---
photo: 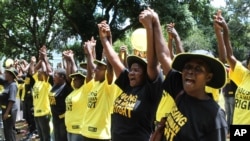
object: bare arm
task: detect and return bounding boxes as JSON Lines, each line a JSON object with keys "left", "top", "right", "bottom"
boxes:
{"left": 98, "top": 21, "right": 125, "bottom": 77}
{"left": 101, "top": 39, "right": 114, "bottom": 84}
{"left": 106, "top": 57, "right": 114, "bottom": 84}
{"left": 213, "top": 12, "right": 227, "bottom": 63}
{"left": 43, "top": 54, "right": 53, "bottom": 76}
{"left": 153, "top": 11, "right": 172, "bottom": 75}
{"left": 118, "top": 46, "right": 128, "bottom": 68}
{"left": 139, "top": 8, "right": 160, "bottom": 81}
{"left": 214, "top": 10, "right": 237, "bottom": 69}
{"left": 84, "top": 40, "right": 96, "bottom": 83}
{"left": 63, "top": 50, "right": 77, "bottom": 82}
{"left": 167, "top": 23, "right": 184, "bottom": 59}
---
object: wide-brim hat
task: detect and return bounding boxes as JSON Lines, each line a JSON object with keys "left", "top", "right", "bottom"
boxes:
{"left": 127, "top": 55, "right": 147, "bottom": 69}
{"left": 5, "top": 68, "right": 18, "bottom": 79}
{"left": 69, "top": 69, "right": 87, "bottom": 78}
{"left": 80, "top": 61, "right": 87, "bottom": 65}
{"left": 94, "top": 58, "right": 107, "bottom": 66}
{"left": 172, "top": 50, "right": 226, "bottom": 89}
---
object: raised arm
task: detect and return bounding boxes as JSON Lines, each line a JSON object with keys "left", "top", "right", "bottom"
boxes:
{"left": 63, "top": 50, "right": 77, "bottom": 82}
{"left": 213, "top": 11, "right": 227, "bottom": 63}
{"left": 83, "top": 39, "right": 96, "bottom": 83}
{"left": 167, "top": 23, "right": 184, "bottom": 59}
{"left": 139, "top": 8, "right": 160, "bottom": 81}
{"left": 41, "top": 47, "right": 53, "bottom": 76}
{"left": 214, "top": 10, "right": 237, "bottom": 69}
{"left": 104, "top": 54, "right": 114, "bottom": 85}
{"left": 118, "top": 46, "right": 128, "bottom": 68}
{"left": 152, "top": 11, "right": 172, "bottom": 75}
{"left": 98, "top": 21, "right": 125, "bottom": 77}
{"left": 19, "top": 59, "right": 29, "bottom": 73}
{"left": 28, "top": 56, "right": 37, "bottom": 75}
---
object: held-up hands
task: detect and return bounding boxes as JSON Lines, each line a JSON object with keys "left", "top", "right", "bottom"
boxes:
{"left": 62, "top": 50, "right": 74, "bottom": 61}
{"left": 139, "top": 7, "right": 159, "bottom": 29}
{"left": 38, "top": 45, "right": 48, "bottom": 61}
{"left": 167, "top": 23, "right": 178, "bottom": 40}
{"left": 83, "top": 36, "right": 96, "bottom": 56}
{"left": 213, "top": 10, "right": 227, "bottom": 31}
{"left": 97, "top": 20, "right": 111, "bottom": 39}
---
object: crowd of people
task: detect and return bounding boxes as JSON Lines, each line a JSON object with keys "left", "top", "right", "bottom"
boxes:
{"left": 0, "top": 8, "right": 249, "bottom": 141}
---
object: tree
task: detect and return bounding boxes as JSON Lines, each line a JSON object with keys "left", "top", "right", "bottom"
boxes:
{"left": 59, "top": 0, "right": 196, "bottom": 60}
{"left": 224, "top": 0, "right": 250, "bottom": 60}
{"left": 1, "top": 0, "right": 215, "bottom": 62}
{"left": 183, "top": 28, "right": 213, "bottom": 52}
{"left": 0, "top": 0, "right": 67, "bottom": 60}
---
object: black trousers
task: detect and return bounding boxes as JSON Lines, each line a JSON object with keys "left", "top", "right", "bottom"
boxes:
{"left": 23, "top": 95, "right": 36, "bottom": 133}
{"left": 2, "top": 108, "right": 17, "bottom": 141}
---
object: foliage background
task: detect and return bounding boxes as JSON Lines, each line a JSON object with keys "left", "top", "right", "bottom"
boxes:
{"left": 0, "top": 0, "right": 249, "bottom": 67}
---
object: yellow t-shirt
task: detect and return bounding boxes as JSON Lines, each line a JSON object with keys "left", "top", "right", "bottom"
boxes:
{"left": 16, "top": 83, "right": 24, "bottom": 100}
{"left": 32, "top": 73, "right": 51, "bottom": 117}
{"left": 205, "top": 86, "right": 220, "bottom": 102}
{"left": 230, "top": 61, "right": 250, "bottom": 124}
{"left": 81, "top": 78, "right": 114, "bottom": 139}
{"left": 156, "top": 90, "right": 175, "bottom": 122}
{"left": 65, "top": 80, "right": 92, "bottom": 134}
{"left": 21, "top": 76, "right": 32, "bottom": 100}
{"left": 0, "top": 85, "right": 4, "bottom": 94}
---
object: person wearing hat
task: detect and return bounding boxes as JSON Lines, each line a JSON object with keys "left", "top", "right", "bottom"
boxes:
{"left": 0, "top": 67, "right": 18, "bottom": 141}
{"left": 19, "top": 56, "right": 37, "bottom": 139}
{"left": 63, "top": 49, "right": 88, "bottom": 141}
{"left": 214, "top": 10, "right": 250, "bottom": 127}
{"left": 78, "top": 37, "right": 115, "bottom": 141}
{"left": 31, "top": 45, "right": 53, "bottom": 141}
{"left": 79, "top": 61, "right": 87, "bottom": 69}
{"left": 97, "top": 8, "right": 163, "bottom": 140}
{"left": 155, "top": 22, "right": 183, "bottom": 127}
{"left": 150, "top": 8, "right": 227, "bottom": 140}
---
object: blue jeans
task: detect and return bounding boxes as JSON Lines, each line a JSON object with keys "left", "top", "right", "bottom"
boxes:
{"left": 67, "top": 132, "right": 84, "bottom": 141}
{"left": 224, "top": 96, "right": 235, "bottom": 132}
{"left": 34, "top": 114, "right": 51, "bottom": 141}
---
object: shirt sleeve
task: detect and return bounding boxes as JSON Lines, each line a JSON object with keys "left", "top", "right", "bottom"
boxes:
{"left": 8, "top": 83, "right": 18, "bottom": 102}
{"left": 115, "top": 69, "right": 130, "bottom": 91}
{"left": 229, "top": 61, "right": 248, "bottom": 86}
{"left": 146, "top": 71, "right": 164, "bottom": 102}
{"left": 163, "top": 69, "right": 183, "bottom": 99}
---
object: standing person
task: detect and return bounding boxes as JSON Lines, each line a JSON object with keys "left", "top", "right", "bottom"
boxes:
{"left": 19, "top": 56, "right": 37, "bottom": 139}
{"left": 151, "top": 8, "right": 227, "bottom": 140}
{"left": 0, "top": 68, "right": 18, "bottom": 141}
{"left": 49, "top": 67, "right": 73, "bottom": 141}
{"left": 63, "top": 49, "right": 87, "bottom": 141}
{"left": 97, "top": 8, "right": 163, "bottom": 140}
{"left": 214, "top": 10, "right": 250, "bottom": 125}
{"left": 156, "top": 22, "right": 183, "bottom": 123}
{"left": 48, "top": 49, "right": 74, "bottom": 141}
{"left": 31, "top": 45, "right": 53, "bottom": 141}
{"left": 222, "top": 66, "right": 237, "bottom": 138}
{"left": 81, "top": 36, "right": 115, "bottom": 141}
